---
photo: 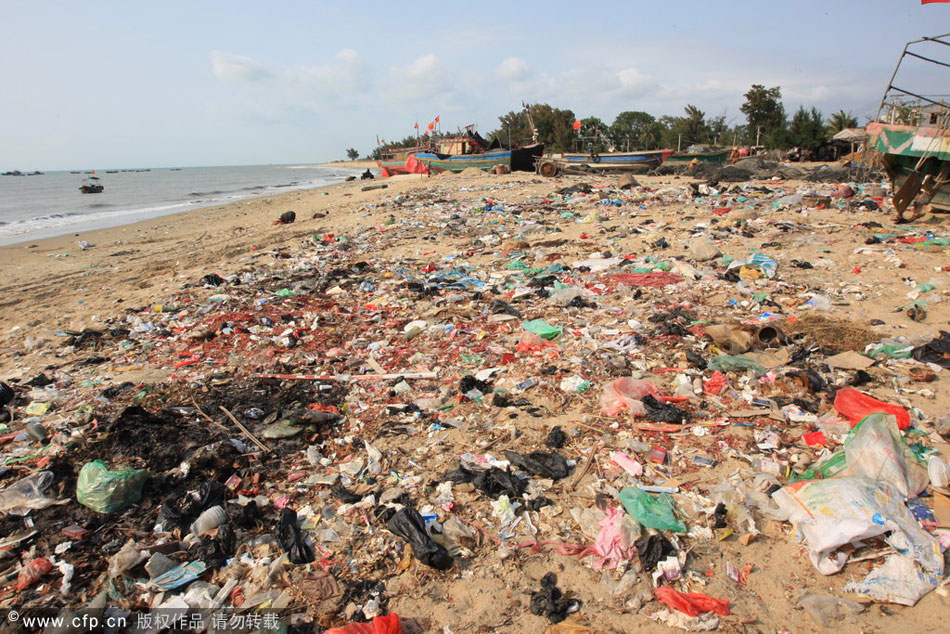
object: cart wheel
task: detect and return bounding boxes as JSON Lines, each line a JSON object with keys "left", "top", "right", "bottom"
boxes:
{"left": 537, "top": 160, "right": 559, "bottom": 177}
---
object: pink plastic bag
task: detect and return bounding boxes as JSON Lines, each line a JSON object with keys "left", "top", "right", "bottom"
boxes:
{"left": 592, "top": 506, "right": 638, "bottom": 570}
{"left": 515, "top": 331, "right": 558, "bottom": 355}
{"left": 600, "top": 378, "right": 664, "bottom": 416}
{"left": 834, "top": 388, "right": 910, "bottom": 430}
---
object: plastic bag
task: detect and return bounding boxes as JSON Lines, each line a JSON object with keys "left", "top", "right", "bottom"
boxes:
{"left": 834, "top": 388, "right": 910, "bottom": 430}
{"left": 706, "top": 354, "right": 765, "bottom": 376}
{"left": 0, "top": 471, "right": 62, "bottom": 516}
{"left": 600, "top": 378, "right": 664, "bottom": 416}
{"left": 387, "top": 507, "right": 453, "bottom": 570}
{"left": 275, "top": 507, "right": 315, "bottom": 564}
{"left": 76, "top": 460, "right": 149, "bottom": 514}
{"left": 797, "top": 593, "right": 864, "bottom": 627}
{"left": 842, "top": 414, "right": 928, "bottom": 497}
{"left": 503, "top": 450, "right": 571, "bottom": 480}
{"left": 845, "top": 554, "right": 938, "bottom": 606}
{"left": 522, "top": 319, "right": 563, "bottom": 340}
{"left": 773, "top": 477, "right": 942, "bottom": 582}
{"left": 591, "top": 506, "right": 640, "bottom": 570}
{"left": 530, "top": 572, "right": 581, "bottom": 623}
{"left": 324, "top": 613, "right": 402, "bottom": 634}
{"left": 910, "top": 330, "right": 950, "bottom": 368}
{"left": 619, "top": 487, "right": 686, "bottom": 533}
{"left": 654, "top": 586, "right": 730, "bottom": 617}
{"left": 515, "top": 331, "right": 558, "bottom": 354}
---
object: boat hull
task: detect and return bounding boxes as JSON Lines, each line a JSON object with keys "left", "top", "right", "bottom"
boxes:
{"left": 664, "top": 149, "right": 730, "bottom": 164}
{"left": 868, "top": 121, "right": 950, "bottom": 213}
{"left": 559, "top": 150, "right": 672, "bottom": 169}
{"left": 414, "top": 144, "right": 544, "bottom": 174}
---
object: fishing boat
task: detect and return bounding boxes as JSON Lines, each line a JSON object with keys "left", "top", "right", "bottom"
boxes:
{"left": 867, "top": 33, "right": 949, "bottom": 219}
{"left": 535, "top": 149, "right": 673, "bottom": 176}
{"left": 377, "top": 145, "right": 430, "bottom": 177}
{"left": 412, "top": 130, "right": 544, "bottom": 174}
{"left": 79, "top": 175, "right": 104, "bottom": 194}
{"left": 663, "top": 145, "right": 731, "bottom": 165}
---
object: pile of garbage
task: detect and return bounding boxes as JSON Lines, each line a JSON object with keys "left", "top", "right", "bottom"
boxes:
{"left": 1, "top": 170, "right": 949, "bottom": 632}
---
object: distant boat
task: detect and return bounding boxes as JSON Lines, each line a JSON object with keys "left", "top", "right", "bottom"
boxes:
{"left": 79, "top": 175, "right": 104, "bottom": 194}
{"left": 536, "top": 149, "right": 674, "bottom": 176}
{"left": 412, "top": 131, "right": 543, "bottom": 174}
{"left": 664, "top": 145, "right": 730, "bottom": 165}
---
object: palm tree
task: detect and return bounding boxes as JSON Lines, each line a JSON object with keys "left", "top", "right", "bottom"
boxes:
{"left": 826, "top": 110, "right": 859, "bottom": 136}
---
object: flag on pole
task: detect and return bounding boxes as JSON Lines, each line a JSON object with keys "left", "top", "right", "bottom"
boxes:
{"left": 427, "top": 122, "right": 435, "bottom": 131}
{"left": 922, "top": 1, "right": 950, "bottom": 4}
{"left": 435, "top": 115, "right": 440, "bottom": 123}
{"left": 573, "top": 120, "right": 582, "bottom": 131}
{"left": 414, "top": 122, "right": 419, "bottom": 129}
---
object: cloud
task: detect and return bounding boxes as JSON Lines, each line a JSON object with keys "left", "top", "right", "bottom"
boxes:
{"left": 209, "top": 51, "right": 272, "bottom": 83}
{"left": 281, "top": 48, "right": 369, "bottom": 96}
{"left": 389, "top": 54, "right": 458, "bottom": 104}
{"left": 615, "top": 67, "right": 651, "bottom": 96}
{"left": 496, "top": 57, "right": 531, "bottom": 81}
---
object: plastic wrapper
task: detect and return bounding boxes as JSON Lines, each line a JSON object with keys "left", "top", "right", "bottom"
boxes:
{"left": 76, "top": 460, "right": 149, "bottom": 514}
{"left": 515, "top": 331, "right": 558, "bottom": 354}
{"left": 0, "top": 471, "right": 62, "bottom": 516}
{"left": 619, "top": 487, "right": 686, "bottom": 533}
{"left": 654, "top": 586, "right": 730, "bottom": 617}
{"left": 387, "top": 507, "right": 453, "bottom": 570}
{"left": 522, "top": 319, "right": 563, "bottom": 340}
{"left": 833, "top": 388, "right": 910, "bottom": 430}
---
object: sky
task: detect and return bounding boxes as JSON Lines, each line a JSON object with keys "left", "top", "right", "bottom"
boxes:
{"left": 2, "top": 1, "right": 948, "bottom": 170}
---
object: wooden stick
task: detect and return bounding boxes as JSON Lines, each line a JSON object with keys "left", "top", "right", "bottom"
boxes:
{"left": 191, "top": 398, "right": 232, "bottom": 435}
{"left": 218, "top": 405, "right": 273, "bottom": 454}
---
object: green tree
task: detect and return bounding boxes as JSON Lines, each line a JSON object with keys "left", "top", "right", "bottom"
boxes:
{"left": 788, "top": 106, "right": 826, "bottom": 150}
{"left": 641, "top": 121, "right": 668, "bottom": 149}
{"left": 660, "top": 105, "right": 710, "bottom": 149}
{"left": 707, "top": 113, "right": 729, "bottom": 146}
{"left": 826, "top": 109, "right": 859, "bottom": 136}
{"left": 346, "top": 148, "right": 360, "bottom": 161}
{"left": 578, "top": 116, "right": 609, "bottom": 152}
{"left": 608, "top": 111, "right": 656, "bottom": 149}
{"left": 740, "top": 85, "right": 786, "bottom": 146}
{"left": 491, "top": 103, "right": 576, "bottom": 152}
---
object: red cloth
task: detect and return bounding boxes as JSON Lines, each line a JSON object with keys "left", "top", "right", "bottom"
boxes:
{"left": 606, "top": 272, "right": 684, "bottom": 288}
{"left": 655, "top": 586, "right": 730, "bottom": 617}
{"left": 833, "top": 387, "right": 911, "bottom": 430}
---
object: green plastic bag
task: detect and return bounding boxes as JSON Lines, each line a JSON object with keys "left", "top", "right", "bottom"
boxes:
{"left": 76, "top": 460, "right": 149, "bottom": 514}
{"left": 707, "top": 354, "right": 766, "bottom": 376}
{"left": 619, "top": 487, "right": 686, "bottom": 533}
{"left": 522, "top": 319, "right": 563, "bottom": 341}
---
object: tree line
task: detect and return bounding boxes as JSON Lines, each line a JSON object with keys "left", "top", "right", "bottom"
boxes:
{"left": 361, "top": 84, "right": 859, "bottom": 158}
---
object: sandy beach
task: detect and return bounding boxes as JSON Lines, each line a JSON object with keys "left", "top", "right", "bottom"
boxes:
{"left": 1, "top": 167, "right": 948, "bottom": 632}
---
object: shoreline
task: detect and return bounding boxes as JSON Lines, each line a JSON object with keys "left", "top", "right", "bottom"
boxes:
{"left": 0, "top": 165, "right": 368, "bottom": 249}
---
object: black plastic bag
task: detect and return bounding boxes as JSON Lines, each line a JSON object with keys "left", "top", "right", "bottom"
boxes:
{"left": 191, "top": 524, "right": 236, "bottom": 568}
{"left": 642, "top": 394, "right": 689, "bottom": 424}
{"left": 635, "top": 534, "right": 676, "bottom": 571}
{"left": 276, "top": 508, "right": 315, "bottom": 564}
{"left": 459, "top": 375, "right": 492, "bottom": 395}
{"left": 472, "top": 467, "right": 527, "bottom": 498}
{"left": 159, "top": 481, "right": 227, "bottom": 530}
{"left": 387, "top": 507, "right": 453, "bottom": 570}
{"left": 491, "top": 299, "right": 522, "bottom": 318}
{"left": 912, "top": 331, "right": 950, "bottom": 368}
{"left": 0, "top": 382, "right": 13, "bottom": 407}
{"left": 544, "top": 426, "right": 567, "bottom": 449}
{"left": 331, "top": 484, "right": 363, "bottom": 504}
{"left": 686, "top": 350, "right": 707, "bottom": 370}
{"left": 529, "top": 573, "right": 581, "bottom": 623}
{"left": 503, "top": 450, "right": 571, "bottom": 480}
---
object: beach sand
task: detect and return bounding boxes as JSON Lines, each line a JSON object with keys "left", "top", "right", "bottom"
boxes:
{"left": 1, "top": 168, "right": 948, "bottom": 632}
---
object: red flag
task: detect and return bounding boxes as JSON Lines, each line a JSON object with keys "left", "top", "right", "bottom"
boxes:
{"left": 922, "top": 1, "right": 950, "bottom": 3}
{"left": 414, "top": 122, "right": 419, "bottom": 129}
{"left": 435, "top": 115, "right": 440, "bottom": 123}
{"left": 573, "top": 120, "right": 582, "bottom": 131}
{"left": 427, "top": 121, "right": 435, "bottom": 131}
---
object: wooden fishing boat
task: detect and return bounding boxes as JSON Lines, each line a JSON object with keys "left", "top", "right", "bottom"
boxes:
{"left": 536, "top": 149, "right": 673, "bottom": 176}
{"left": 867, "top": 33, "right": 950, "bottom": 218}
{"left": 413, "top": 133, "right": 544, "bottom": 174}
{"left": 664, "top": 146, "right": 730, "bottom": 165}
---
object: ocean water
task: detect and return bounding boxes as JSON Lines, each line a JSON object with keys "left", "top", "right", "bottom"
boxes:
{"left": 0, "top": 164, "right": 362, "bottom": 246}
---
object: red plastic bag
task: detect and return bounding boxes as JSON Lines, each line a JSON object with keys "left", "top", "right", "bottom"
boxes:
{"left": 324, "top": 613, "right": 401, "bottom": 634}
{"left": 515, "top": 332, "right": 558, "bottom": 355}
{"left": 600, "top": 378, "right": 665, "bottom": 416}
{"left": 833, "top": 387, "right": 910, "bottom": 430}
{"left": 655, "top": 586, "right": 730, "bottom": 617}
{"left": 702, "top": 371, "right": 727, "bottom": 395}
